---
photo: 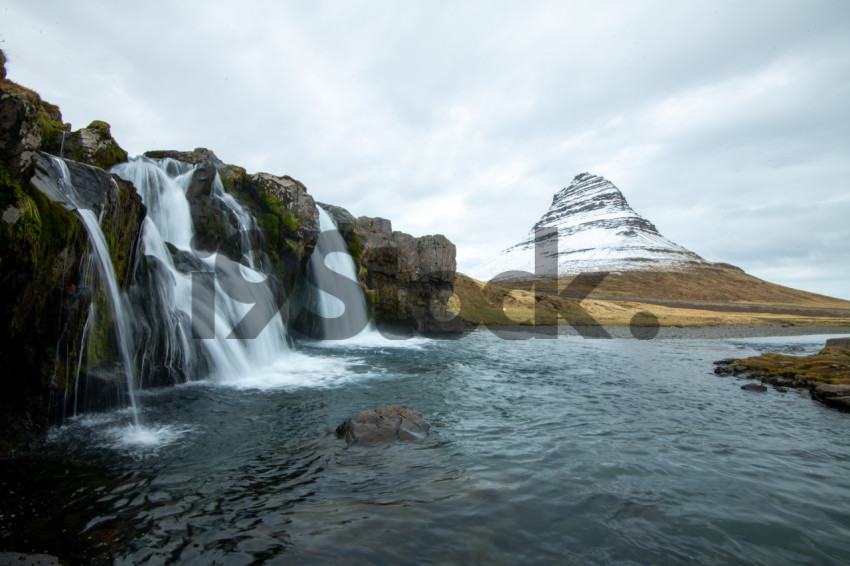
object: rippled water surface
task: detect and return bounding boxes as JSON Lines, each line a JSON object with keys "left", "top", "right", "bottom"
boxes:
{"left": 3, "top": 331, "right": 850, "bottom": 564}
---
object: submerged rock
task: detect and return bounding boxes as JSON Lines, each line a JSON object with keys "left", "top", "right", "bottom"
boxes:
{"left": 336, "top": 405, "right": 430, "bottom": 447}
{"left": 741, "top": 383, "right": 767, "bottom": 392}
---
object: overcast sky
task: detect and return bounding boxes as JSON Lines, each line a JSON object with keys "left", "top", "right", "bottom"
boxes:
{"left": 2, "top": 1, "right": 849, "bottom": 299}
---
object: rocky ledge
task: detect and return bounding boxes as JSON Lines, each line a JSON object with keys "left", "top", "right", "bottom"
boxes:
{"left": 322, "top": 203, "right": 460, "bottom": 334}
{"left": 712, "top": 337, "right": 850, "bottom": 411}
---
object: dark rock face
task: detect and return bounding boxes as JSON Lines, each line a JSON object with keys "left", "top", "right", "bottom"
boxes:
{"left": 0, "top": 80, "right": 144, "bottom": 455}
{"left": 144, "top": 149, "right": 320, "bottom": 306}
{"left": 323, "top": 205, "right": 460, "bottom": 333}
{"left": 336, "top": 405, "right": 430, "bottom": 447}
{"left": 0, "top": 88, "right": 43, "bottom": 184}
{"left": 811, "top": 383, "right": 850, "bottom": 411}
{"left": 140, "top": 151, "right": 459, "bottom": 334}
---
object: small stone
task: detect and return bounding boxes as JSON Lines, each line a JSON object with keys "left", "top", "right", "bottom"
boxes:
{"left": 741, "top": 383, "right": 767, "bottom": 392}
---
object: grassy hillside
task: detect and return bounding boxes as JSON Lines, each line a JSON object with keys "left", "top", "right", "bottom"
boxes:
{"left": 499, "top": 263, "right": 850, "bottom": 308}
{"left": 451, "top": 265, "right": 850, "bottom": 328}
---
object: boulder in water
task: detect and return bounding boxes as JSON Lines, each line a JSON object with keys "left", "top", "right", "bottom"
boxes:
{"left": 336, "top": 405, "right": 430, "bottom": 447}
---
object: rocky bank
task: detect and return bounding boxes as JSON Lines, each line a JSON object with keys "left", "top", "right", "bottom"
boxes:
{"left": 712, "top": 337, "right": 850, "bottom": 411}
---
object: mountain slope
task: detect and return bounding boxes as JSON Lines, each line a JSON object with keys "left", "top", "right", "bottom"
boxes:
{"left": 468, "top": 173, "right": 850, "bottom": 312}
{"left": 474, "top": 173, "right": 704, "bottom": 282}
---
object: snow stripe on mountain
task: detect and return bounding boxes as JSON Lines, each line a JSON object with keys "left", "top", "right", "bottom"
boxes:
{"left": 473, "top": 173, "right": 705, "bottom": 281}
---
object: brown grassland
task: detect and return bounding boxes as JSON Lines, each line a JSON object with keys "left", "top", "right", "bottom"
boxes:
{"left": 450, "top": 264, "right": 850, "bottom": 328}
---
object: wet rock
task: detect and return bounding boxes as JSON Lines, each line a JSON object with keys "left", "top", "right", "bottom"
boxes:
{"left": 741, "top": 383, "right": 767, "bottom": 392}
{"left": 714, "top": 366, "right": 732, "bottom": 375}
{"left": 825, "top": 337, "right": 850, "bottom": 350}
{"left": 351, "top": 213, "right": 460, "bottom": 333}
{"left": 811, "top": 383, "right": 850, "bottom": 398}
{"left": 820, "top": 396, "right": 850, "bottom": 411}
{"left": 336, "top": 405, "right": 430, "bottom": 447}
{"left": 0, "top": 552, "right": 61, "bottom": 565}
{"left": 1, "top": 81, "right": 144, "bottom": 455}
{"left": 713, "top": 358, "right": 736, "bottom": 365}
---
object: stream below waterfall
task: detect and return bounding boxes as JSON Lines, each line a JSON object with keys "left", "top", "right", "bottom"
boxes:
{"left": 3, "top": 331, "right": 850, "bottom": 565}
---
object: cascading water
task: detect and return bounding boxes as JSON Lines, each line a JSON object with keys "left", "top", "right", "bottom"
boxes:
{"left": 111, "top": 157, "right": 289, "bottom": 383}
{"left": 50, "top": 156, "right": 140, "bottom": 425}
{"left": 309, "top": 206, "right": 378, "bottom": 341}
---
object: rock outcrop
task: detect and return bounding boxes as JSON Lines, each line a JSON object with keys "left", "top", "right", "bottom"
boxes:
{"left": 144, "top": 149, "right": 320, "bottom": 308}
{"left": 712, "top": 339, "right": 850, "bottom": 412}
{"left": 53, "top": 120, "right": 128, "bottom": 170}
{"left": 322, "top": 204, "right": 460, "bottom": 333}
{"left": 1, "top": 73, "right": 145, "bottom": 455}
{"left": 336, "top": 405, "right": 430, "bottom": 447}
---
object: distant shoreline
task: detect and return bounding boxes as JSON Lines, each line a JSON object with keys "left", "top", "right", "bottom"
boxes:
{"left": 465, "top": 324, "right": 850, "bottom": 340}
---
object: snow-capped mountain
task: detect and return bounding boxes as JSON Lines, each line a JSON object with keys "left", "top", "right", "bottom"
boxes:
{"left": 473, "top": 173, "right": 705, "bottom": 282}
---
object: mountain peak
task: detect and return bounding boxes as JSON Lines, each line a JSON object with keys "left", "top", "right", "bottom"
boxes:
{"left": 473, "top": 174, "right": 705, "bottom": 281}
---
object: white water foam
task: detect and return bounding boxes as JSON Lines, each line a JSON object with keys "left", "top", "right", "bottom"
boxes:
{"left": 106, "top": 423, "right": 193, "bottom": 450}
{"left": 210, "top": 351, "right": 368, "bottom": 390}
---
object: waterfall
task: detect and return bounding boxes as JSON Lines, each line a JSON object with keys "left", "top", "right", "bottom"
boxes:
{"left": 111, "top": 157, "right": 289, "bottom": 383}
{"left": 50, "top": 157, "right": 140, "bottom": 425}
{"left": 309, "top": 207, "right": 377, "bottom": 341}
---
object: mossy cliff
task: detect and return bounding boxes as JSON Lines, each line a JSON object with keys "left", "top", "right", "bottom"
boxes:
{"left": 140, "top": 149, "right": 459, "bottom": 333}
{"left": 0, "top": 50, "right": 459, "bottom": 454}
{"left": 0, "top": 59, "right": 144, "bottom": 455}
{"left": 323, "top": 204, "right": 460, "bottom": 334}
{"left": 143, "top": 148, "right": 320, "bottom": 318}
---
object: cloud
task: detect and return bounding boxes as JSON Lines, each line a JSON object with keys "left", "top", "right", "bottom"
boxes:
{"left": 2, "top": 0, "right": 848, "bottom": 298}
